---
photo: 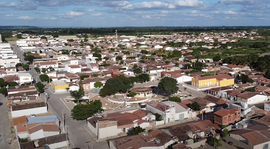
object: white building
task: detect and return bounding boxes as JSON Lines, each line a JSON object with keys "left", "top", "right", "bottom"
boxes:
{"left": 237, "top": 92, "right": 268, "bottom": 108}
{"left": 18, "top": 72, "right": 33, "bottom": 85}
{"left": 11, "top": 102, "right": 47, "bottom": 118}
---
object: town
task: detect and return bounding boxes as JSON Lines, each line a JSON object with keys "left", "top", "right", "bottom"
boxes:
{"left": 1, "top": 28, "right": 270, "bottom": 149}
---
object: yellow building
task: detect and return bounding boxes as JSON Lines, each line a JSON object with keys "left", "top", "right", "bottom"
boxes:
{"left": 51, "top": 80, "right": 69, "bottom": 93}
{"left": 192, "top": 74, "right": 234, "bottom": 88}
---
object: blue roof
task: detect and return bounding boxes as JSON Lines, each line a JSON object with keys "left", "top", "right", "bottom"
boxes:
{"left": 27, "top": 115, "right": 59, "bottom": 124}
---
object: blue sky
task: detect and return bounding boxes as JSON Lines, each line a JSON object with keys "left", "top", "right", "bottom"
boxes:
{"left": 0, "top": 0, "right": 269, "bottom": 27}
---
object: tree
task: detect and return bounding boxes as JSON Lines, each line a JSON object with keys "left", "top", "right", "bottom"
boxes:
{"left": 213, "top": 55, "right": 221, "bottom": 62}
{"left": 128, "top": 92, "right": 136, "bottom": 97}
{"left": 70, "top": 83, "right": 84, "bottom": 100}
{"left": 158, "top": 77, "right": 178, "bottom": 97}
{"left": 100, "top": 75, "right": 133, "bottom": 97}
{"left": 22, "top": 64, "right": 29, "bottom": 71}
{"left": 116, "top": 56, "right": 122, "bottom": 61}
{"left": 35, "top": 67, "right": 40, "bottom": 73}
{"left": 169, "top": 96, "right": 181, "bottom": 102}
{"left": 39, "top": 74, "right": 50, "bottom": 82}
{"left": 129, "top": 126, "right": 145, "bottom": 135}
{"left": 71, "top": 100, "right": 103, "bottom": 120}
{"left": 207, "top": 137, "right": 222, "bottom": 148}
{"left": 80, "top": 75, "right": 89, "bottom": 80}
{"left": 133, "top": 68, "right": 142, "bottom": 74}
{"left": 223, "top": 128, "right": 229, "bottom": 138}
{"left": 24, "top": 55, "right": 35, "bottom": 63}
{"left": 35, "top": 82, "right": 45, "bottom": 93}
{"left": 0, "top": 87, "right": 7, "bottom": 96}
{"left": 40, "top": 36, "right": 47, "bottom": 40}
{"left": 41, "top": 68, "right": 47, "bottom": 74}
{"left": 155, "top": 113, "right": 163, "bottom": 121}
{"left": 48, "top": 67, "right": 54, "bottom": 72}
{"left": 265, "top": 69, "right": 270, "bottom": 79}
{"left": 94, "top": 81, "right": 103, "bottom": 88}
{"left": 190, "top": 102, "right": 201, "bottom": 111}
{"left": 138, "top": 74, "right": 150, "bottom": 83}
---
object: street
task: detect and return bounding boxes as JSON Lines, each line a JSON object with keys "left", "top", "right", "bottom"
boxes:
{"left": 0, "top": 95, "right": 11, "bottom": 149}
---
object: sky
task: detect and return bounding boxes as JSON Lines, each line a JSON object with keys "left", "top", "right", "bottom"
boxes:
{"left": 0, "top": 0, "right": 270, "bottom": 27}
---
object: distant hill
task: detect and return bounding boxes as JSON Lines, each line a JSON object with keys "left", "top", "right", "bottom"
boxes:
{"left": 0, "top": 26, "right": 40, "bottom": 29}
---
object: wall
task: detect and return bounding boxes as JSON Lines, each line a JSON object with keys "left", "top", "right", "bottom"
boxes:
{"left": 247, "top": 95, "right": 267, "bottom": 105}
{"left": 11, "top": 106, "right": 47, "bottom": 118}
{"left": 17, "top": 132, "right": 28, "bottom": 139}
{"left": 219, "top": 79, "right": 234, "bottom": 87}
{"left": 98, "top": 124, "right": 122, "bottom": 139}
{"left": 195, "top": 78, "right": 217, "bottom": 88}
{"left": 88, "top": 121, "right": 97, "bottom": 135}
{"left": 214, "top": 115, "right": 223, "bottom": 125}
{"left": 264, "top": 103, "right": 270, "bottom": 112}
{"left": 186, "top": 139, "right": 207, "bottom": 149}
{"left": 253, "top": 142, "right": 270, "bottom": 149}
{"left": 48, "top": 141, "right": 68, "bottom": 149}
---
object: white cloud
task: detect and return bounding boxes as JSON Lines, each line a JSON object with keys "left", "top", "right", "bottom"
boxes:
{"left": 87, "top": 9, "right": 95, "bottom": 12}
{"left": 224, "top": 10, "right": 238, "bottom": 14}
{"left": 91, "top": 13, "right": 102, "bottom": 16}
{"left": 66, "top": 11, "right": 84, "bottom": 16}
{"left": 18, "top": 16, "right": 35, "bottom": 20}
{"left": 175, "top": 0, "right": 205, "bottom": 7}
{"left": 43, "top": 17, "right": 57, "bottom": 20}
{"left": 5, "top": 14, "right": 14, "bottom": 17}
{"left": 143, "top": 15, "right": 151, "bottom": 19}
{"left": 123, "top": 1, "right": 175, "bottom": 10}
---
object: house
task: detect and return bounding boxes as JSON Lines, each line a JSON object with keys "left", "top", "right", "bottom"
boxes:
{"left": 11, "top": 102, "right": 47, "bottom": 118}
{"left": 28, "top": 124, "right": 60, "bottom": 140}
{"left": 18, "top": 72, "right": 33, "bottom": 85}
{"left": 8, "top": 86, "right": 38, "bottom": 103}
{"left": 237, "top": 92, "right": 268, "bottom": 108}
{"left": 87, "top": 109, "right": 153, "bottom": 140}
{"left": 214, "top": 108, "right": 241, "bottom": 126}
{"left": 109, "top": 129, "right": 176, "bottom": 149}
{"left": 19, "top": 133, "right": 68, "bottom": 149}
{"left": 192, "top": 74, "right": 234, "bottom": 88}
{"left": 146, "top": 101, "right": 192, "bottom": 124}
{"left": 264, "top": 102, "right": 270, "bottom": 112}
{"left": 130, "top": 87, "right": 152, "bottom": 98}
{"left": 161, "top": 70, "right": 193, "bottom": 83}
{"left": 229, "top": 129, "right": 270, "bottom": 149}
{"left": 66, "top": 65, "right": 81, "bottom": 73}
{"left": 51, "top": 80, "right": 69, "bottom": 93}
{"left": 38, "top": 61, "right": 58, "bottom": 70}
{"left": 191, "top": 95, "right": 228, "bottom": 113}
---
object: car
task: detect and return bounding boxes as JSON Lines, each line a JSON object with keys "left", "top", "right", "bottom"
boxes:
{"left": 0, "top": 102, "right": 3, "bottom": 106}
{"left": 30, "top": 114, "right": 36, "bottom": 117}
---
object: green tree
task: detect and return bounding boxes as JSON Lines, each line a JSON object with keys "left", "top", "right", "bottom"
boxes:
{"left": 0, "top": 87, "right": 7, "bottom": 96}
{"left": 22, "top": 64, "right": 29, "bottom": 71}
{"left": 71, "top": 100, "right": 103, "bottom": 120}
{"left": 35, "top": 82, "right": 45, "bottom": 93}
{"left": 128, "top": 92, "right": 136, "bottom": 97}
{"left": 24, "top": 55, "right": 35, "bottom": 63}
{"left": 138, "top": 74, "right": 150, "bottom": 83}
{"left": 41, "top": 68, "right": 47, "bottom": 74}
{"left": 223, "top": 128, "right": 229, "bottom": 138}
{"left": 169, "top": 96, "right": 181, "bottom": 102}
{"left": 155, "top": 113, "right": 163, "bottom": 121}
{"left": 70, "top": 83, "right": 84, "bottom": 100}
{"left": 35, "top": 67, "right": 40, "bottom": 73}
{"left": 265, "top": 69, "right": 270, "bottom": 79}
{"left": 100, "top": 75, "right": 133, "bottom": 97}
{"left": 48, "top": 67, "right": 54, "bottom": 72}
{"left": 40, "top": 36, "right": 47, "bottom": 40}
{"left": 158, "top": 77, "right": 178, "bottom": 97}
{"left": 94, "top": 81, "right": 103, "bottom": 88}
{"left": 207, "top": 137, "right": 222, "bottom": 148}
{"left": 8, "top": 82, "right": 18, "bottom": 86}
{"left": 39, "top": 74, "right": 50, "bottom": 82}
{"left": 190, "top": 102, "right": 201, "bottom": 111}
{"left": 213, "top": 55, "right": 221, "bottom": 62}
{"left": 116, "top": 56, "right": 122, "bottom": 61}
{"left": 129, "top": 126, "right": 145, "bottom": 135}
{"left": 133, "top": 68, "right": 142, "bottom": 74}
{"left": 80, "top": 75, "right": 89, "bottom": 80}
{"left": 0, "top": 78, "right": 8, "bottom": 87}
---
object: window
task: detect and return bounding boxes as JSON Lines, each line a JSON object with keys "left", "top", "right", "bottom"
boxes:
{"left": 263, "top": 144, "right": 268, "bottom": 149}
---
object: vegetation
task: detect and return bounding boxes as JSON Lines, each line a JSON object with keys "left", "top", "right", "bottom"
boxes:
{"left": 0, "top": 87, "right": 8, "bottom": 96}
{"left": 39, "top": 74, "right": 50, "bottom": 82}
{"left": 35, "top": 82, "right": 45, "bottom": 93}
{"left": 129, "top": 126, "right": 145, "bottom": 135}
{"left": 169, "top": 96, "right": 181, "bottom": 102}
{"left": 223, "top": 128, "right": 229, "bottom": 138}
{"left": 158, "top": 77, "right": 178, "bottom": 97}
{"left": 207, "top": 136, "right": 222, "bottom": 148}
{"left": 94, "top": 81, "right": 103, "bottom": 88}
{"left": 245, "top": 87, "right": 256, "bottom": 92}
{"left": 70, "top": 83, "right": 84, "bottom": 100}
{"left": 71, "top": 100, "right": 103, "bottom": 120}
{"left": 155, "top": 113, "right": 163, "bottom": 121}
{"left": 128, "top": 92, "right": 136, "bottom": 97}
{"left": 100, "top": 75, "right": 133, "bottom": 97}
{"left": 16, "top": 63, "right": 30, "bottom": 71}
{"left": 190, "top": 102, "right": 201, "bottom": 111}
{"left": 80, "top": 75, "right": 89, "bottom": 80}
{"left": 236, "top": 74, "right": 254, "bottom": 83}
{"left": 34, "top": 67, "right": 40, "bottom": 73}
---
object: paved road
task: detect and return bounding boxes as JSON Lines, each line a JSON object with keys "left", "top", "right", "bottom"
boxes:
{"left": 0, "top": 95, "right": 11, "bottom": 149}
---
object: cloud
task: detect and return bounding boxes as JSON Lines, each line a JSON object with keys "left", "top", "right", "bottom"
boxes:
{"left": 91, "top": 13, "right": 102, "bottom": 16}
{"left": 43, "top": 17, "right": 57, "bottom": 20}
{"left": 18, "top": 16, "right": 36, "bottom": 20}
{"left": 87, "top": 9, "right": 95, "bottom": 12}
{"left": 174, "top": 0, "right": 205, "bottom": 7}
{"left": 64, "top": 11, "right": 85, "bottom": 18}
{"left": 0, "top": 2, "right": 18, "bottom": 7}
{"left": 224, "top": 10, "right": 238, "bottom": 14}
{"left": 123, "top": 1, "right": 175, "bottom": 10}
{"left": 5, "top": 14, "right": 14, "bottom": 17}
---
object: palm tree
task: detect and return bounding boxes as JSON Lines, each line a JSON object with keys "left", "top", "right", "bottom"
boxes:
{"left": 70, "top": 82, "right": 84, "bottom": 101}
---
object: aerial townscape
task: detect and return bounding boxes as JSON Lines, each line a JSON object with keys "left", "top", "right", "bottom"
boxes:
{"left": 0, "top": 26, "right": 270, "bottom": 149}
